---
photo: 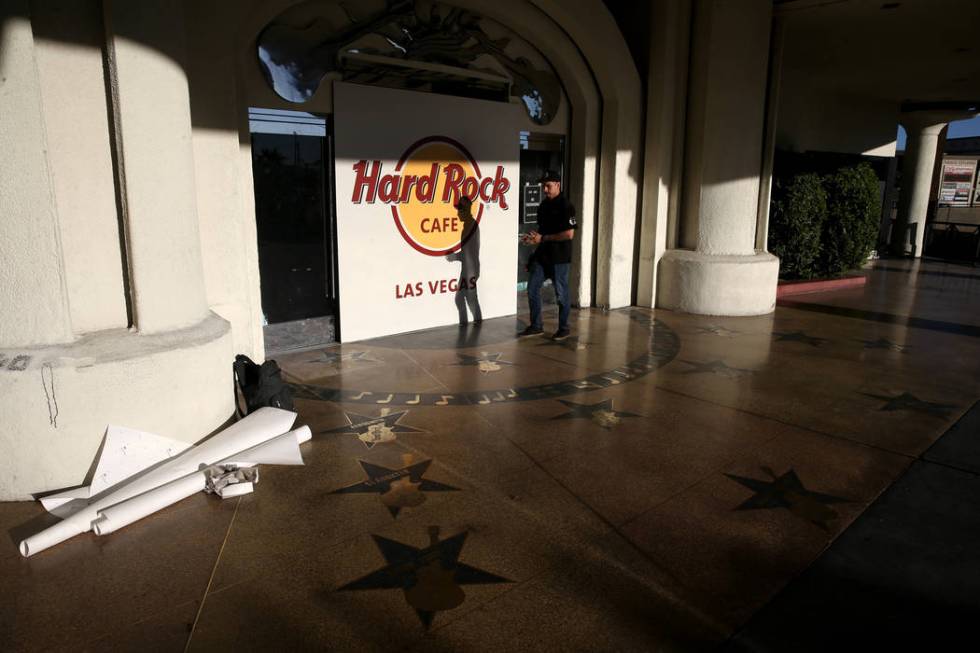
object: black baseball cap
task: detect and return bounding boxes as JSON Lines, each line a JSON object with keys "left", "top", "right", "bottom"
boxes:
{"left": 540, "top": 170, "right": 561, "bottom": 183}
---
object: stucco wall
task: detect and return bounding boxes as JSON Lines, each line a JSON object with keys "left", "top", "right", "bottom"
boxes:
{"left": 0, "top": 3, "right": 238, "bottom": 500}
{"left": 32, "top": 0, "right": 129, "bottom": 335}
{"left": 184, "top": 0, "right": 262, "bottom": 359}
{"left": 0, "top": 11, "right": 75, "bottom": 348}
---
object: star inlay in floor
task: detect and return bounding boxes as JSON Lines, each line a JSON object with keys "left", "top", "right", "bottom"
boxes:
{"left": 725, "top": 467, "right": 850, "bottom": 530}
{"left": 855, "top": 337, "right": 910, "bottom": 352}
{"left": 306, "top": 350, "right": 382, "bottom": 365}
{"left": 452, "top": 352, "right": 514, "bottom": 374}
{"left": 321, "top": 409, "right": 425, "bottom": 448}
{"left": 861, "top": 392, "right": 956, "bottom": 417}
{"left": 550, "top": 398, "right": 641, "bottom": 429}
{"left": 773, "top": 331, "right": 829, "bottom": 347}
{"left": 331, "top": 454, "right": 460, "bottom": 517}
{"left": 338, "top": 526, "right": 512, "bottom": 629}
{"left": 678, "top": 359, "right": 754, "bottom": 379}
{"left": 694, "top": 325, "right": 741, "bottom": 338}
{"left": 536, "top": 335, "right": 590, "bottom": 351}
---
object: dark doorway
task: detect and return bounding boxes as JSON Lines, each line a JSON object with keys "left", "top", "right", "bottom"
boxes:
{"left": 517, "top": 131, "right": 565, "bottom": 286}
{"left": 249, "top": 108, "right": 339, "bottom": 351}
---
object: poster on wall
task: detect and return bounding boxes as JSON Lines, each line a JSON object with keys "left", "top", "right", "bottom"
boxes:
{"left": 938, "top": 159, "right": 977, "bottom": 206}
{"left": 333, "top": 82, "right": 520, "bottom": 342}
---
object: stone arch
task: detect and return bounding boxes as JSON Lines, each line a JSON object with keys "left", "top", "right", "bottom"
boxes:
{"left": 231, "top": 0, "right": 641, "bottom": 309}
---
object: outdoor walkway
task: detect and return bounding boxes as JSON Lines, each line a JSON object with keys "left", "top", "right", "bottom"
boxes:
{"left": 2, "top": 259, "right": 978, "bottom": 651}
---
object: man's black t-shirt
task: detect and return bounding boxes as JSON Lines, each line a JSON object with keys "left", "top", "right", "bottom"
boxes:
{"left": 534, "top": 193, "right": 576, "bottom": 265}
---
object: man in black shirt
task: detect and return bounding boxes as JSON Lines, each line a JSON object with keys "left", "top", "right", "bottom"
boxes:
{"left": 519, "top": 171, "right": 576, "bottom": 339}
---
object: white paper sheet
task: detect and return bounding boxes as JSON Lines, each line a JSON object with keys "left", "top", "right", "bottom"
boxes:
{"left": 20, "top": 408, "right": 303, "bottom": 557}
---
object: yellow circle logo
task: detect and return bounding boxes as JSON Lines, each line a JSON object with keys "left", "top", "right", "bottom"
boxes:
{"left": 350, "top": 136, "right": 511, "bottom": 256}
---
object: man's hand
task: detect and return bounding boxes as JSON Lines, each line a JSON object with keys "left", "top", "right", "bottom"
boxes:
{"left": 527, "top": 230, "right": 542, "bottom": 245}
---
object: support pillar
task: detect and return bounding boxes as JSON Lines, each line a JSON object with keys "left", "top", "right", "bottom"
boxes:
{"left": 0, "top": 5, "right": 74, "bottom": 347}
{"left": 657, "top": 0, "right": 779, "bottom": 316}
{"left": 893, "top": 120, "right": 946, "bottom": 257}
{"left": 104, "top": 0, "right": 209, "bottom": 333}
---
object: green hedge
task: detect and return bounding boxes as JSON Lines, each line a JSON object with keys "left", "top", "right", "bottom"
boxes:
{"left": 820, "top": 163, "right": 881, "bottom": 276}
{"left": 769, "top": 162, "right": 880, "bottom": 279}
{"left": 769, "top": 173, "right": 827, "bottom": 279}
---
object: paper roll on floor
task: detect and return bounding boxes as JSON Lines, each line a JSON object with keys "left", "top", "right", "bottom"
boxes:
{"left": 20, "top": 407, "right": 307, "bottom": 556}
{"left": 92, "top": 472, "right": 207, "bottom": 535}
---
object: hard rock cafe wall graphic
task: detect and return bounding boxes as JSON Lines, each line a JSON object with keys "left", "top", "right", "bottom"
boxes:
{"left": 257, "top": 0, "right": 562, "bottom": 125}
{"left": 333, "top": 82, "right": 519, "bottom": 341}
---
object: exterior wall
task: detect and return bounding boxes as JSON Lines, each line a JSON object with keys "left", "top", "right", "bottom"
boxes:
{"left": 636, "top": 0, "right": 689, "bottom": 308}
{"left": 533, "top": 0, "right": 642, "bottom": 309}
{"left": 185, "top": 0, "right": 262, "bottom": 359}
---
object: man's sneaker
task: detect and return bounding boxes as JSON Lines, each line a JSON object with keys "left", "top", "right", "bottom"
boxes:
{"left": 552, "top": 328, "right": 571, "bottom": 340}
{"left": 518, "top": 326, "right": 544, "bottom": 337}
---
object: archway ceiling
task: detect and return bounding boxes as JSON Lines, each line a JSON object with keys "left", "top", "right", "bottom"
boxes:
{"left": 778, "top": 0, "right": 980, "bottom": 105}
{"left": 256, "top": 0, "right": 563, "bottom": 124}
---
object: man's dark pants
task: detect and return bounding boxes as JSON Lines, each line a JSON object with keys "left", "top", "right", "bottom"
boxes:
{"left": 527, "top": 261, "right": 570, "bottom": 331}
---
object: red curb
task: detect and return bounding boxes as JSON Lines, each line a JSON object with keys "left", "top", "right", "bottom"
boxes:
{"left": 776, "top": 275, "right": 866, "bottom": 297}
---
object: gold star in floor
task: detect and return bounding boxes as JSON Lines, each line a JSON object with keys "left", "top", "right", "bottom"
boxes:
{"left": 306, "top": 350, "right": 382, "bottom": 366}
{"left": 678, "top": 359, "right": 754, "bottom": 379}
{"left": 773, "top": 330, "right": 828, "bottom": 346}
{"left": 725, "top": 467, "right": 850, "bottom": 530}
{"left": 550, "top": 399, "right": 641, "bottom": 429}
{"left": 861, "top": 391, "right": 955, "bottom": 417}
{"left": 536, "top": 335, "right": 590, "bottom": 351}
{"left": 322, "top": 408, "right": 425, "bottom": 448}
{"left": 855, "top": 337, "right": 910, "bottom": 352}
{"left": 694, "top": 325, "right": 741, "bottom": 337}
{"left": 453, "top": 352, "right": 514, "bottom": 374}
{"left": 338, "top": 526, "right": 512, "bottom": 629}
{"left": 331, "top": 454, "right": 460, "bottom": 517}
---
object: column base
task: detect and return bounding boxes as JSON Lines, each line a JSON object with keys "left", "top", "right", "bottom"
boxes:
{"left": 657, "top": 249, "right": 779, "bottom": 316}
{"left": 0, "top": 313, "right": 234, "bottom": 500}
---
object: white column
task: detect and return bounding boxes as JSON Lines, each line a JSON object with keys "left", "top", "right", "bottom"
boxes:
{"left": 0, "top": 5, "right": 74, "bottom": 347}
{"left": 104, "top": 0, "right": 208, "bottom": 333}
{"left": 893, "top": 120, "right": 945, "bottom": 257}
{"left": 32, "top": 0, "right": 129, "bottom": 334}
{"left": 658, "top": 0, "right": 779, "bottom": 316}
{"left": 636, "top": 0, "right": 688, "bottom": 308}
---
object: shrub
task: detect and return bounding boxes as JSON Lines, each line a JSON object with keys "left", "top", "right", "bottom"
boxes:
{"left": 769, "top": 173, "right": 827, "bottom": 279}
{"left": 820, "top": 163, "right": 881, "bottom": 276}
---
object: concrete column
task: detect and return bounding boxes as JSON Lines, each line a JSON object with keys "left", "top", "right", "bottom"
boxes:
{"left": 32, "top": 0, "right": 129, "bottom": 334}
{"left": 0, "top": 5, "right": 74, "bottom": 347}
{"left": 657, "top": 0, "right": 779, "bottom": 316}
{"left": 893, "top": 120, "right": 946, "bottom": 257}
{"left": 104, "top": 0, "right": 208, "bottom": 333}
{"left": 635, "top": 0, "right": 689, "bottom": 308}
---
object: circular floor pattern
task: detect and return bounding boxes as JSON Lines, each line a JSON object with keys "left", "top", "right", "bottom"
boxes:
{"left": 290, "top": 310, "right": 679, "bottom": 406}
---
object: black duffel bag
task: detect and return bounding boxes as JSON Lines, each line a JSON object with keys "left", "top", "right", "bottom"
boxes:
{"left": 233, "top": 354, "right": 293, "bottom": 417}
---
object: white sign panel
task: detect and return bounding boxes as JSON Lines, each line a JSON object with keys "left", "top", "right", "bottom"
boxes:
{"left": 938, "top": 159, "right": 977, "bottom": 206}
{"left": 334, "top": 83, "right": 520, "bottom": 342}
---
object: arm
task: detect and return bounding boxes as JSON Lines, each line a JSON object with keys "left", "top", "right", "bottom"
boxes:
{"left": 528, "top": 229, "right": 574, "bottom": 244}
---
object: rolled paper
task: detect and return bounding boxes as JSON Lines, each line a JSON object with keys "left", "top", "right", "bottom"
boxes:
{"left": 20, "top": 407, "right": 299, "bottom": 556}
{"left": 19, "top": 518, "right": 86, "bottom": 557}
{"left": 92, "top": 472, "right": 207, "bottom": 535}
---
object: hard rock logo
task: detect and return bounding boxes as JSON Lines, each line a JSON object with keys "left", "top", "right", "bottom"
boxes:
{"left": 350, "top": 136, "right": 511, "bottom": 256}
